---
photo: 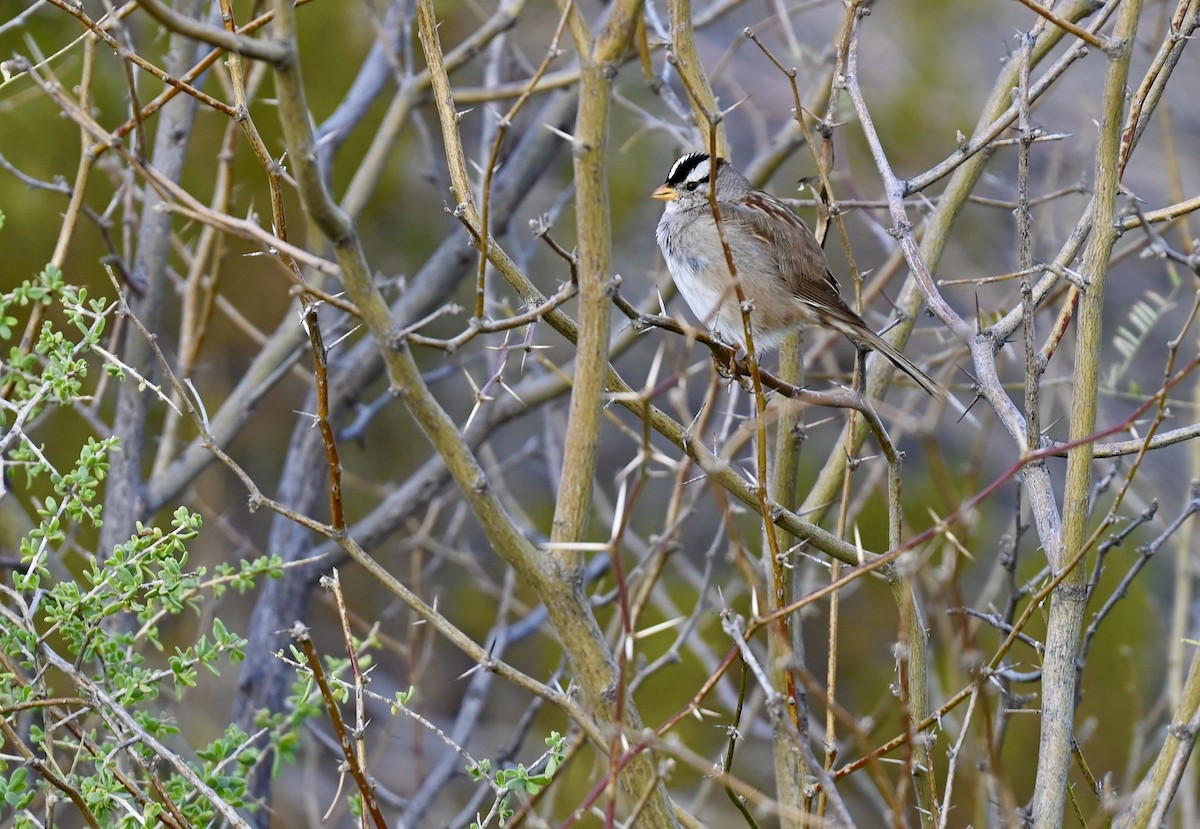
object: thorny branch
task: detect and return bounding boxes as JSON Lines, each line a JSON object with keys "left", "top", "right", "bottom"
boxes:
{"left": 3, "top": 1, "right": 1200, "bottom": 827}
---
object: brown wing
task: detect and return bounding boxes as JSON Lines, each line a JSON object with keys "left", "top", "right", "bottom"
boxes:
{"left": 718, "top": 196, "right": 944, "bottom": 396}
{"left": 717, "top": 197, "right": 868, "bottom": 331}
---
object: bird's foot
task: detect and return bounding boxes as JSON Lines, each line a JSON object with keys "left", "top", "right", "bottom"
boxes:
{"left": 711, "top": 350, "right": 745, "bottom": 385}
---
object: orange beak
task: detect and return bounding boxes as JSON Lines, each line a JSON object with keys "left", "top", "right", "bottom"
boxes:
{"left": 651, "top": 184, "right": 677, "bottom": 201}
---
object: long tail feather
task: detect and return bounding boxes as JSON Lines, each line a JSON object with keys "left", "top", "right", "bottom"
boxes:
{"left": 854, "top": 326, "right": 944, "bottom": 398}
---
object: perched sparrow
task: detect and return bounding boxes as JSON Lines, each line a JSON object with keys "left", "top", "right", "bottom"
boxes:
{"left": 652, "top": 152, "right": 941, "bottom": 396}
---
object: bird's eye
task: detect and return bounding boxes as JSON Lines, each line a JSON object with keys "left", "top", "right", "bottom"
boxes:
{"left": 685, "top": 182, "right": 698, "bottom": 191}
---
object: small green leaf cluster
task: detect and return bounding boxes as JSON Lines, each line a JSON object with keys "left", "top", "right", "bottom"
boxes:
{"left": 0, "top": 263, "right": 108, "bottom": 432}
{"left": 470, "top": 731, "right": 565, "bottom": 827}
{"left": 0, "top": 263, "right": 284, "bottom": 825}
{"left": 276, "top": 629, "right": 385, "bottom": 762}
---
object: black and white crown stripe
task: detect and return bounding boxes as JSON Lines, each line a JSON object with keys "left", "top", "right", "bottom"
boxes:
{"left": 665, "top": 152, "right": 726, "bottom": 189}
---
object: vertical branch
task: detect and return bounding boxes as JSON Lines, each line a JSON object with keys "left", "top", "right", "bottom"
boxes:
{"left": 1116, "top": 633, "right": 1200, "bottom": 828}
{"left": 548, "top": 2, "right": 687, "bottom": 822}
{"left": 97, "top": 0, "right": 204, "bottom": 570}
{"left": 152, "top": 119, "right": 238, "bottom": 477}
{"left": 889, "top": 559, "right": 936, "bottom": 828}
{"left": 304, "top": 304, "right": 344, "bottom": 530}
{"left": 547, "top": 0, "right": 638, "bottom": 555}
{"left": 474, "top": 3, "right": 572, "bottom": 321}
{"left": 819, "top": 453, "right": 855, "bottom": 823}
{"left": 1167, "top": 339, "right": 1200, "bottom": 829}
{"left": 221, "top": 0, "right": 343, "bottom": 528}
{"left": 667, "top": 44, "right": 817, "bottom": 827}
{"left": 51, "top": 38, "right": 96, "bottom": 272}
{"left": 413, "top": 1, "right": 679, "bottom": 822}
{"left": 1016, "top": 33, "right": 1042, "bottom": 452}
{"left": 1031, "top": 3, "right": 1142, "bottom": 826}
{"left": 292, "top": 621, "right": 387, "bottom": 828}
{"left": 770, "top": 340, "right": 813, "bottom": 823}
{"left": 3, "top": 32, "right": 99, "bottom": 404}
{"left": 664, "top": 0, "right": 727, "bottom": 156}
